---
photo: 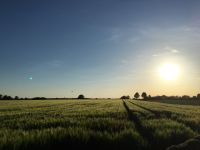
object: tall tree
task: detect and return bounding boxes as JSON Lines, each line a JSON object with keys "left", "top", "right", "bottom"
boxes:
{"left": 141, "top": 92, "right": 147, "bottom": 100}
{"left": 134, "top": 92, "right": 140, "bottom": 99}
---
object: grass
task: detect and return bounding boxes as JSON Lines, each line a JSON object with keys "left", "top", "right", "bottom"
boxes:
{"left": 0, "top": 100, "right": 145, "bottom": 150}
{"left": 0, "top": 99, "right": 199, "bottom": 150}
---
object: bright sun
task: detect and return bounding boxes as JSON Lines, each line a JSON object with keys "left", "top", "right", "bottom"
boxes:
{"left": 159, "top": 63, "right": 180, "bottom": 81}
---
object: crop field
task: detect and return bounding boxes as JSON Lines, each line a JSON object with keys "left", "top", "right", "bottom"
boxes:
{"left": 0, "top": 99, "right": 199, "bottom": 150}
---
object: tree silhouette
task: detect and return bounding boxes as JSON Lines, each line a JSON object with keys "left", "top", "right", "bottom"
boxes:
{"left": 148, "top": 95, "right": 151, "bottom": 99}
{"left": 3, "top": 95, "right": 8, "bottom": 100}
{"left": 197, "top": 94, "right": 200, "bottom": 99}
{"left": 78, "top": 94, "right": 85, "bottom": 99}
{"left": 134, "top": 92, "right": 140, "bottom": 99}
{"left": 7, "top": 96, "right": 13, "bottom": 100}
{"left": 182, "top": 95, "right": 190, "bottom": 100}
{"left": 141, "top": 92, "right": 147, "bottom": 100}
{"left": 32, "top": 97, "right": 46, "bottom": 100}
{"left": 0, "top": 94, "right": 2, "bottom": 100}
{"left": 120, "top": 95, "right": 130, "bottom": 100}
{"left": 2, "top": 95, "right": 13, "bottom": 100}
{"left": 15, "top": 96, "right": 19, "bottom": 100}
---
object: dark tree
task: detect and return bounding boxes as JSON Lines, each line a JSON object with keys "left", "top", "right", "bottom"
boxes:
{"left": 3, "top": 95, "right": 8, "bottom": 100}
{"left": 0, "top": 94, "right": 2, "bottom": 100}
{"left": 134, "top": 92, "right": 140, "bottom": 99}
{"left": 32, "top": 97, "right": 46, "bottom": 100}
{"left": 181, "top": 95, "right": 190, "bottom": 100}
{"left": 15, "top": 96, "right": 19, "bottom": 100}
{"left": 120, "top": 96, "right": 125, "bottom": 99}
{"left": 78, "top": 94, "right": 85, "bottom": 99}
{"left": 192, "top": 96, "right": 197, "bottom": 99}
{"left": 120, "top": 95, "right": 130, "bottom": 100}
{"left": 148, "top": 95, "right": 152, "bottom": 99}
{"left": 141, "top": 92, "right": 147, "bottom": 100}
{"left": 7, "top": 96, "right": 13, "bottom": 100}
{"left": 197, "top": 94, "right": 200, "bottom": 99}
{"left": 4, "top": 95, "right": 13, "bottom": 100}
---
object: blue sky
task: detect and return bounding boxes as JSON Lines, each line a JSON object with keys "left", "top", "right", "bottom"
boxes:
{"left": 0, "top": 0, "right": 200, "bottom": 98}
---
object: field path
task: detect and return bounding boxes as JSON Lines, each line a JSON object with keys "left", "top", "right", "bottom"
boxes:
{"left": 123, "top": 100, "right": 154, "bottom": 150}
{"left": 123, "top": 100, "right": 198, "bottom": 150}
{"left": 128, "top": 100, "right": 200, "bottom": 133}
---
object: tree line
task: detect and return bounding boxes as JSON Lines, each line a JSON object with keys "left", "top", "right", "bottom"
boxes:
{"left": 0, "top": 94, "right": 85, "bottom": 100}
{"left": 1, "top": 93, "right": 200, "bottom": 100}
{"left": 0, "top": 94, "right": 46, "bottom": 100}
{"left": 121, "top": 92, "right": 200, "bottom": 100}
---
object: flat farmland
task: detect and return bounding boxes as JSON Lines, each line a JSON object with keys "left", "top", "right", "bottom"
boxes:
{"left": 0, "top": 99, "right": 199, "bottom": 150}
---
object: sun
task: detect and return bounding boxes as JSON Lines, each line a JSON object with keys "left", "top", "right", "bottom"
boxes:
{"left": 159, "top": 63, "right": 180, "bottom": 81}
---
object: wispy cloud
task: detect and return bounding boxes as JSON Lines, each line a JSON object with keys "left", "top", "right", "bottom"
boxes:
{"left": 109, "top": 34, "right": 120, "bottom": 41}
{"left": 121, "top": 60, "right": 129, "bottom": 64}
{"left": 128, "top": 37, "right": 140, "bottom": 43}
{"left": 137, "top": 24, "right": 200, "bottom": 45}
{"left": 152, "top": 54, "right": 159, "bottom": 57}
{"left": 165, "top": 47, "right": 180, "bottom": 53}
{"left": 29, "top": 60, "right": 64, "bottom": 74}
{"left": 170, "top": 49, "right": 179, "bottom": 53}
{"left": 108, "top": 27, "right": 122, "bottom": 42}
{"left": 151, "top": 46, "right": 180, "bottom": 58}
{"left": 47, "top": 60, "right": 64, "bottom": 68}
{"left": 107, "top": 27, "right": 140, "bottom": 43}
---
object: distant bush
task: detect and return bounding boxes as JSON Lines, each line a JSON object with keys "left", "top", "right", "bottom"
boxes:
{"left": 120, "top": 95, "right": 130, "bottom": 99}
{"left": 2, "top": 95, "right": 13, "bottom": 100}
{"left": 15, "top": 96, "right": 19, "bottom": 100}
{"left": 197, "top": 94, "right": 200, "bottom": 100}
{"left": 77, "top": 94, "right": 85, "bottom": 99}
{"left": 32, "top": 97, "right": 47, "bottom": 100}
{"left": 182, "top": 95, "right": 190, "bottom": 100}
{"left": 0, "top": 94, "right": 21, "bottom": 100}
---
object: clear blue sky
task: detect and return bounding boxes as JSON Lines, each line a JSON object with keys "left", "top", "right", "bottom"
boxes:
{"left": 0, "top": 0, "right": 200, "bottom": 98}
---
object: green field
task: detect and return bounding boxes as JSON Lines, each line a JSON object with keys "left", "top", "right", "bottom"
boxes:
{"left": 0, "top": 99, "right": 199, "bottom": 150}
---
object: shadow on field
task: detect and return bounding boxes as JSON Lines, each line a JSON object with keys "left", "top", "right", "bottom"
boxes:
{"left": 167, "top": 136, "right": 200, "bottom": 150}
{"left": 4, "top": 134, "right": 148, "bottom": 150}
{"left": 128, "top": 101, "right": 200, "bottom": 133}
{"left": 128, "top": 101, "right": 171, "bottom": 118}
{"left": 150, "top": 100, "right": 200, "bottom": 106}
{"left": 123, "top": 100, "right": 155, "bottom": 150}
{"left": 124, "top": 101, "right": 197, "bottom": 150}
{"left": 23, "top": 140, "right": 142, "bottom": 150}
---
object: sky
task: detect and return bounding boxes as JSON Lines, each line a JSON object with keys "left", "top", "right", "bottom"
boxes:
{"left": 0, "top": 0, "right": 200, "bottom": 98}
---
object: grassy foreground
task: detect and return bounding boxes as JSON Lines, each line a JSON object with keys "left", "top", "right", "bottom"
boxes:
{"left": 0, "top": 99, "right": 199, "bottom": 150}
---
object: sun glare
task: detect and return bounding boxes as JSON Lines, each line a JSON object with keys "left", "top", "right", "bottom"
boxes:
{"left": 159, "top": 63, "right": 180, "bottom": 81}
